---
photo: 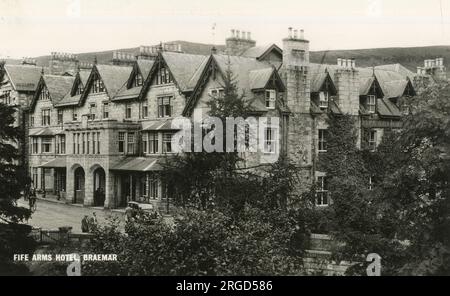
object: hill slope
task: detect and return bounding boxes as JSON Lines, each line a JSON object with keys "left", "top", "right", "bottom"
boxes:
{"left": 5, "top": 42, "right": 450, "bottom": 75}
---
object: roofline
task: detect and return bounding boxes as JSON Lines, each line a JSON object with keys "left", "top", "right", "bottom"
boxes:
{"left": 137, "top": 52, "right": 184, "bottom": 102}
{"left": 258, "top": 44, "right": 283, "bottom": 60}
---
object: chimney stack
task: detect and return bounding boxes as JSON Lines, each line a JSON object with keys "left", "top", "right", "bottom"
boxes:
{"left": 225, "top": 28, "right": 256, "bottom": 55}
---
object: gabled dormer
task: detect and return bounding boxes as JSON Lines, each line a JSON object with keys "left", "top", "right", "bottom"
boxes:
{"left": 80, "top": 64, "right": 132, "bottom": 106}
{"left": 138, "top": 51, "right": 207, "bottom": 101}
{"left": 183, "top": 54, "right": 286, "bottom": 116}
{"left": 309, "top": 68, "right": 337, "bottom": 112}
{"left": 359, "top": 71, "right": 384, "bottom": 115}
{"left": 30, "top": 75, "right": 75, "bottom": 112}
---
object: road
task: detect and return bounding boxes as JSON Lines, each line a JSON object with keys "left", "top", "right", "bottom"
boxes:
{"left": 17, "top": 198, "right": 125, "bottom": 233}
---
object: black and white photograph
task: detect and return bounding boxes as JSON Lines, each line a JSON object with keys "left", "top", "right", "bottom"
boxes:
{"left": 0, "top": 0, "right": 449, "bottom": 281}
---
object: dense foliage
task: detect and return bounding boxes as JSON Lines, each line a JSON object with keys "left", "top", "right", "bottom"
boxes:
{"left": 315, "top": 82, "right": 450, "bottom": 275}
{"left": 0, "top": 102, "right": 35, "bottom": 275}
{"left": 83, "top": 207, "right": 308, "bottom": 276}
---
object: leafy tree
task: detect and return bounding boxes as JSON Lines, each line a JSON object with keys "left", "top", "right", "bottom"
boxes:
{"left": 313, "top": 82, "right": 450, "bottom": 275}
{"left": 83, "top": 207, "right": 307, "bottom": 276}
{"left": 0, "top": 102, "right": 35, "bottom": 275}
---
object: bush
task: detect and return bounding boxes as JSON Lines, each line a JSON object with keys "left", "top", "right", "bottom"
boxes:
{"left": 83, "top": 207, "right": 308, "bottom": 276}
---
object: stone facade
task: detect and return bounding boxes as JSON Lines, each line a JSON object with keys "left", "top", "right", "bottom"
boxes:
{"left": 5, "top": 29, "right": 438, "bottom": 210}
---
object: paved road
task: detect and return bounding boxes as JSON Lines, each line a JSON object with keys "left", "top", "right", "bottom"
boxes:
{"left": 18, "top": 198, "right": 125, "bottom": 233}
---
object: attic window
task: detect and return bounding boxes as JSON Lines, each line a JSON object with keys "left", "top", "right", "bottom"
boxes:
{"left": 367, "top": 95, "right": 376, "bottom": 113}
{"left": 134, "top": 72, "right": 143, "bottom": 87}
{"left": 91, "top": 73, "right": 105, "bottom": 93}
{"left": 75, "top": 82, "right": 84, "bottom": 95}
{"left": 265, "top": 90, "right": 276, "bottom": 109}
{"left": 40, "top": 87, "right": 50, "bottom": 101}
{"left": 319, "top": 92, "right": 329, "bottom": 109}
{"left": 156, "top": 66, "right": 173, "bottom": 85}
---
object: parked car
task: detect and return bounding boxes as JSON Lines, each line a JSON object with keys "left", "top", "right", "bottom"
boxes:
{"left": 125, "top": 201, "right": 158, "bottom": 222}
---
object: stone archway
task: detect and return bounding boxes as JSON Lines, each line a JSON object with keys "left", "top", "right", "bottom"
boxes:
{"left": 74, "top": 166, "right": 85, "bottom": 204}
{"left": 92, "top": 166, "right": 106, "bottom": 207}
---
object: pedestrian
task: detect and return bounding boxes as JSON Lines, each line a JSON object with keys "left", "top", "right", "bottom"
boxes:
{"left": 81, "top": 215, "right": 89, "bottom": 233}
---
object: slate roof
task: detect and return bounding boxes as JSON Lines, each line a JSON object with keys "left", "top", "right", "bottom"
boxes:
{"left": 29, "top": 127, "right": 55, "bottom": 136}
{"left": 377, "top": 98, "right": 402, "bottom": 118}
{"left": 39, "top": 157, "right": 67, "bottom": 168}
{"left": 3, "top": 64, "right": 45, "bottom": 92}
{"left": 43, "top": 75, "right": 75, "bottom": 102}
{"left": 309, "top": 63, "right": 329, "bottom": 92}
{"left": 110, "top": 157, "right": 165, "bottom": 172}
{"left": 374, "top": 69, "right": 409, "bottom": 99}
{"left": 213, "top": 54, "right": 274, "bottom": 93}
{"left": 114, "top": 86, "right": 142, "bottom": 101}
{"left": 241, "top": 44, "right": 282, "bottom": 59}
{"left": 55, "top": 94, "right": 81, "bottom": 107}
{"left": 95, "top": 64, "right": 133, "bottom": 98}
{"left": 248, "top": 68, "right": 274, "bottom": 90}
{"left": 142, "top": 119, "right": 180, "bottom": 131}
{"left": 137, "top": 59, "right": 154, "bottom": 79}
{"left": 162, "top": 52, "right": 208, "bottom": 91}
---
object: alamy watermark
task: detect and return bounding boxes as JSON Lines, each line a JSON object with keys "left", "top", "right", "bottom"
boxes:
{"left": 170, "top": 112, "right": 281, "bottom": 163}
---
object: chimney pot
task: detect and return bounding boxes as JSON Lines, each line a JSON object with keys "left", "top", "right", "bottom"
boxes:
{"left": 337, "top": 58, "right": 342, "bottom": 66}
{"left": 178, "top": 44, "right": 182, "bottom": 52}
{"left": 293, "top": 29, "right": 298, "bottom": 39}
{"left": 236, "top": 30, "right": 240, "bottom": 39}
{"left": 288, "top": 27, "right": 293, "bottom": 38}
{"left": 248, "top": 32, "right": 252, "bottom": 40}
{"left": 231, "top": 29, "right": 235, "bottom": 38}
{"left": 299, "top": 29, "right": 304, "bottom": 39}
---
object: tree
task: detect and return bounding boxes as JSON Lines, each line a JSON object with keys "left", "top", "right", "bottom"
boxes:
{"left": 0, "top": 102, "right": 35, "bottom": 275}
{"left": 83, "top": 207, "right": 306, "bottom": 276}
{"left": 314, "top": 82, "right": 450, "bottom": 275}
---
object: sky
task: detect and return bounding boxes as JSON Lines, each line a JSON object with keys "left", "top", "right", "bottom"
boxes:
{"left": 1, "top": 0, "right": 450, "bottom": 58}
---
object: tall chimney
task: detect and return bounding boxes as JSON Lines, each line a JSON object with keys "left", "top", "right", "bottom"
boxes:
{"left": 225, "top": 28, "right": 256, "bottom": 55}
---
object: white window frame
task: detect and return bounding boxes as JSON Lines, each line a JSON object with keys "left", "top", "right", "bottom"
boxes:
{"left": 318, "top": 129, "right": 327, "bottom": 152}
{"left": 319, "top": 91, "right": 329, "bottom": 109}
{"left": 265, "top": 89, "right": 276, "bottom": 109}
{"left": 41, "top": 137, "right": 52, "bottom": 153}
{"left": 263, "top": 127, "right": 277, "bottom": 154}
{"left": 118, "top": 132, "right": 125, "bottom": 153}
{"left": 162, "top": 133, "right": 173, "bottom": 153}
{"left": 316, "top": 176, "right": 329, "bottom": 207}
{"left": 127, "top": 132, "right": 135, "bottom": 154}
{"left": 367, "top": 95, "right": 376, "bottom": 113}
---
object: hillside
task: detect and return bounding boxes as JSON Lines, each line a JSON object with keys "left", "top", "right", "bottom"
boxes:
{"left": 5, "top": 41, "right": 450, "bottom": 75}
{"left": 310, "top": 46, "right": 450, "bottom": 73}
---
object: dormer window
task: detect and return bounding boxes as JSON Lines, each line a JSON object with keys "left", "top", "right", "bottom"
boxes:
{"left": 75, "top": 82, "right": 84, "bottom": 95}
{"left": 367, "top": 95, "right": 376, "bottom": 113}
{"left": 319, "top": 91, "right": 329, "bottom": 109}
{"left": 156, "top": 66, "right": 173, "bottom": 85}
{"left": 265, "top": 90, "right": 276, "bottom": 109}
{"left": 91, "top": 74, "right": 105, "bottom": 93}
{"left": 40, "top": 87, "right": 50, "bottom": 101}
{"left": 134, "top": 72, "right": 143, "bottom": 87}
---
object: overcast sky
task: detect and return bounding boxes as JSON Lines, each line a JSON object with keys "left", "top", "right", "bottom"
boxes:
{"left": 1, "top": 0, "right": 450, "bottom": 58}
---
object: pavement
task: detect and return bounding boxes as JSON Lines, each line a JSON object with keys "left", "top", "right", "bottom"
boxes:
{"left": 18, "top": 197, "right": 125, "bottom": 233}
